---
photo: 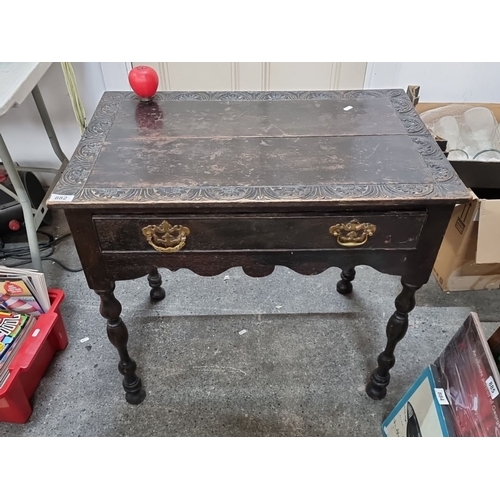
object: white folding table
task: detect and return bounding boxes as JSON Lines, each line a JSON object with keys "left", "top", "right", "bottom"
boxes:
{"left": 0, "top": 62, "right": 69, "bottom": 270}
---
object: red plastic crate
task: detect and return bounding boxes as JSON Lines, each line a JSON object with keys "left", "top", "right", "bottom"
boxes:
{"left": 0, "top": 289, "right": 68, "bottom": 424}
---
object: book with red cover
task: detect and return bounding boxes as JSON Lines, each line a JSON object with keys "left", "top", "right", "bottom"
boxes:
{"left": 435, "top": 313, "right": 500, "bottom": 437}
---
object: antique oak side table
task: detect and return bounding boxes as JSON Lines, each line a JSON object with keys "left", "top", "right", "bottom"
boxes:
{"left": 48, "top": 89, "right": 471, "bottom": 405}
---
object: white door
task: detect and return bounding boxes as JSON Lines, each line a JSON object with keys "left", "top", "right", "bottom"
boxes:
{"left": 132, "top": 62, "right": 367, "bottom": 91}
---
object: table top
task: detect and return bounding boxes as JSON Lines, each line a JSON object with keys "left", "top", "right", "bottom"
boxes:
{"left": 0, "top": 63, "right": 51, "bottom": 117}
{"left": 48, "top": 89, "right": 471, "bottom": 209}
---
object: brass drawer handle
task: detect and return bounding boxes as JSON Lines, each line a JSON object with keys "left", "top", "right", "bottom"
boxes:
{"left": 329, "top": 219, "right": 377, "bottom": 247}
{"left": 142, "top": 220, "right": 190, "bottom": 253}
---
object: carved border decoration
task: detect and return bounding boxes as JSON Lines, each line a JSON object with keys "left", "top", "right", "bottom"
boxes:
{"left": 50, "top": 90, "right": 470, "bottom": 205}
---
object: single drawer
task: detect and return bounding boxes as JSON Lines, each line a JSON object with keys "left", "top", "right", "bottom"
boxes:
{"left": 94, "top": 211, "right": 427, "bottom": 253}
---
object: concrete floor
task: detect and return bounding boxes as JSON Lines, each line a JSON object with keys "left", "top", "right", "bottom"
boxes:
{"left": 0, "top": 210, "right": 499, "bottom": 436}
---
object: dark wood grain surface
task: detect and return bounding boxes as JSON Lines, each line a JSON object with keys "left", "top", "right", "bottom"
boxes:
{"left": 89, "top": 135, "right": 433, "bottom": 189}
{"left": 47, "top": 90, "right": 471, "bottom": 209}
{"left": 94, "top": 211, "right": 426, "bottom": 252}
{"left": 111, "top": 97, "right": 407, "bottom": 139}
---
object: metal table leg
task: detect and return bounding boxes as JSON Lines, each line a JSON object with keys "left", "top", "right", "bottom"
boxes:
{"left": 31, "top": 85, "right": 69, "bottom": 165}
{"left": 0, "top": 84, "right": 69, "bottom": 271}
{"left": 31, "top": 84, "right": 70, "bottom": 231}
{"left": 0, "top": 134, "right": 42, "bottom": 271}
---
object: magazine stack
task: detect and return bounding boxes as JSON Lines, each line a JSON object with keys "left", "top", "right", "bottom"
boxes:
{"left": 0, "top": 266, "right": 50, "bottom": 388}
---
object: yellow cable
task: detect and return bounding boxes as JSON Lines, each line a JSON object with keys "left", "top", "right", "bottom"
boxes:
{"left": 60, "top": 62, "right": 86, "bottom": 135}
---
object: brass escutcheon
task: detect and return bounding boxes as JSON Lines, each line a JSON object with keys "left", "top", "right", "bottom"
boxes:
{"left": 142, "top": 220, "right": 190, "bottom": 253}
{"left": 329, "top": 219, "right": 377, "bottom": 247}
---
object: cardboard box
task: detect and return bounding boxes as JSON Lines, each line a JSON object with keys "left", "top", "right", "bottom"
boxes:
{"left": 417, "top": 102, "right": 500, "bottom": 291}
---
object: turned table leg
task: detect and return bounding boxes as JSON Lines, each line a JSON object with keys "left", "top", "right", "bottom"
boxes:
{"left": 147, "top": 267, "right": 166, "bottom": 301}
{"left": 366, "top": 278, "right": 421, "bottom": 400}
{"left": 337, "top": 267, "right": 355, "bottom": 295}
{"left": 96, "top": 285, "right": 146, "bottom": 405}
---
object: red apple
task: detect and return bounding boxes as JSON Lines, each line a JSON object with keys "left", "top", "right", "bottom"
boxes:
{"left": 128, "top": 66, "right": 159, "bottom": 100}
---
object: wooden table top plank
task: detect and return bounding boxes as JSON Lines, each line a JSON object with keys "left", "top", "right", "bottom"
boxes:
{"left": 88, "top": 135, "right": 433, "bottom": 189}
{"left": 112, "top": 97, "right": 407, "bottom": 139}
